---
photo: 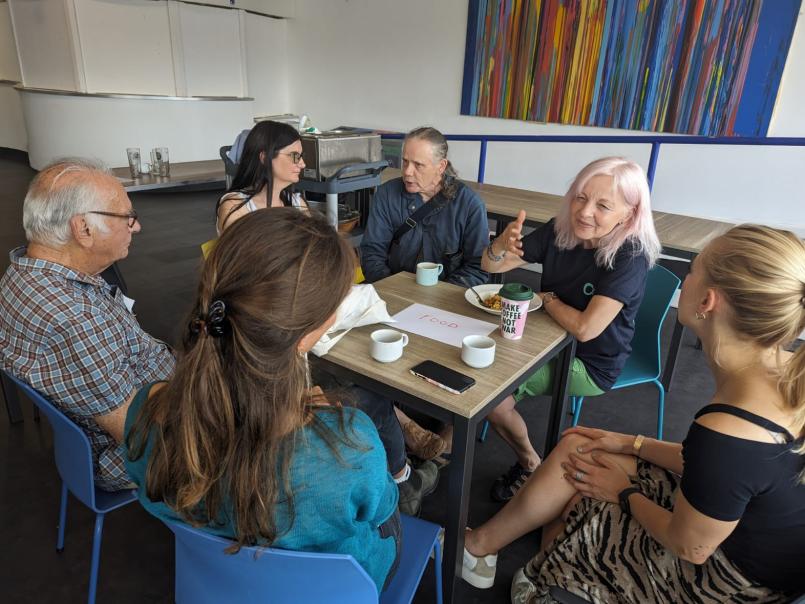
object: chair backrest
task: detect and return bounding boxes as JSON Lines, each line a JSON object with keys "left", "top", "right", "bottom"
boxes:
{"left": 3, "top": 372, "right": 98, "bottom": 509}
{"left": 219, "top": 145, "right": 237, "bottom": 189}
{"left": 629, "top": 264, "right": 682, "bottom": 375}
{"left": 167, "top": 520, "right": 379, "bottom": 604}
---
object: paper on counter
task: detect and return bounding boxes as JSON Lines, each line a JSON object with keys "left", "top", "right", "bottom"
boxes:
{"left": 386, "top": 303, "right": 497, "bottom": 348}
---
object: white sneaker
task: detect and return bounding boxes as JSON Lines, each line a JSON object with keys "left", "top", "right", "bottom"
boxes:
{"left": 510, "top": 566, "right": 537, "bottom": 604}
{"left": 462, "top": 547, "right": 497, "bottom": 589}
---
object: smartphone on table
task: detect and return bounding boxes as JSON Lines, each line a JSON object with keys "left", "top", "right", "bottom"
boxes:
{"left": 410, "top": 360, "right": 476, "bottom": 394}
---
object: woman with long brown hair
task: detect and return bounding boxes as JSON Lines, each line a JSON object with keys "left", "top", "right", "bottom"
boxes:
{"left": 124, "top": 208, "right": 400, "bottom": 591}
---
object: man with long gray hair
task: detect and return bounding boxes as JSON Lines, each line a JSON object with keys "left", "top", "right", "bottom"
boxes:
{"left": 360, "top": 127, "right": 490, "bottom": 462}
{"left": 360, "top": 126, "right": 489, "bottom": 286}
{"left": 0, "top": 158, "right": 175, "bottom": 490}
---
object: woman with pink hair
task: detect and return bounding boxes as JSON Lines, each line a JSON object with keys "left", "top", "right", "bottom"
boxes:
{"left": 480, "top": 157, "right": 661, "bottom": 503}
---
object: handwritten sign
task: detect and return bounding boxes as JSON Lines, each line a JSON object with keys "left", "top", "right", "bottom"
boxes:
{"left": 386, "top": 303, "right": 498, "bottom": 348}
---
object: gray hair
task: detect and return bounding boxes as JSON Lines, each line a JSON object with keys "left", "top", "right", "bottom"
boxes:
{"left": 404, "top": 126, "right": 460, "bottom": 200}
{"left": 23, "top": 158, "right": 112, "bottom": 246}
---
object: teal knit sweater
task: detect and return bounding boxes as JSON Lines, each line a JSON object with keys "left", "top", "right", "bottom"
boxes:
{"left": 123, "top": 384, "right": 399, "bottom": 592}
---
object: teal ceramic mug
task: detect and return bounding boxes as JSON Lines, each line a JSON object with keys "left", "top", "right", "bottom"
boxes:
{"left": 416, "top": 262, "right": 443, "bottom": 286}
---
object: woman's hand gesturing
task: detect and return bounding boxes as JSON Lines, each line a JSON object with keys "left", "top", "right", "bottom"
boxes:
{"left": 492, "top": 209, "right": 527, "bottom": 258}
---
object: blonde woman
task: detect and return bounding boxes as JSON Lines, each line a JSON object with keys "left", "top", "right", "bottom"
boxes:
{"left": 461, "top": 224, "right": 805, "bottom": 603}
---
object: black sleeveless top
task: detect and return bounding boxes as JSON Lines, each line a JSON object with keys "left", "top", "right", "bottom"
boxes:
{"left": 681, "top": 403, "right": 805, "bottom": 594}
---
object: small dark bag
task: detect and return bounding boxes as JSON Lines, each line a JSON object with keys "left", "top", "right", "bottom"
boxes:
{"left": 387, "top": 198, "right": 446, "bottom": 275}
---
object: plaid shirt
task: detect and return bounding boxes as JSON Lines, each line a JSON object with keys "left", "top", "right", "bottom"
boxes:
{"left": 0, "top": 248, "right": 175, "bottom": 490}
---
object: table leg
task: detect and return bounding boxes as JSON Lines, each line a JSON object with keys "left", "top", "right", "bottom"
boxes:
{"left": 544, "top": 338, "right": 576, "bottom": 455}
{"left": 2, "top": 371, "right": 23, "bottom": 424}
{"left": 660, "top": 320, "right": 686, "bottom": 393}
{"left": 443, "top": 416, "right": 475, "bottom": 604}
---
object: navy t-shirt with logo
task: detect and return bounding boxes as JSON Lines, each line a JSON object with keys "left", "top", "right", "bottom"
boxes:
{"left": 521, "top": 219, "right": 649, "bottom": 390}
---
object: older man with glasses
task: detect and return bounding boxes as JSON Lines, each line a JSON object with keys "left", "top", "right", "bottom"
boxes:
{"left": 0, "top": 158, "right": 174, "bottom": 491}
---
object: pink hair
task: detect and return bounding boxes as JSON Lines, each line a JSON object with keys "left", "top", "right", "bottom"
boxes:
{"left": 554, "top": 157, "right": 661, "bottom": 269}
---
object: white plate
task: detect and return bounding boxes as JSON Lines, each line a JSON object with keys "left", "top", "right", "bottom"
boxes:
{"left": 464, "top": 284, "right": 543, "bottom": 315}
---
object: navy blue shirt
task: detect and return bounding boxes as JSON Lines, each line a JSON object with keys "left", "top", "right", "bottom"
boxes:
{"left": 360, "top": 178, "right": 489, "bottom": 286}
{"left": 521, "top": 219, "right": 649, "bottom": 389}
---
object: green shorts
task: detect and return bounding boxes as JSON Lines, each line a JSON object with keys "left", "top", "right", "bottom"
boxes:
{"left": 513, "top": 358, "right": 605, "bottom": 401}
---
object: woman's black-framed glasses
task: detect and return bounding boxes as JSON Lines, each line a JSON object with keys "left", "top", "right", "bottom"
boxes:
{"left": 279, "top": 151, "right": 304, "bottom": 164}
{"left": 87, "top": 210, "right": 139, "bottom": 228}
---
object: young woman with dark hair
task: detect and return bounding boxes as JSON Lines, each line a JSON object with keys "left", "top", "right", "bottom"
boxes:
{"left": 125, "top": 209, "right": 401, "bottom": 591}
{"left": 215, "top": 121, "right": 308, "bottom": 233}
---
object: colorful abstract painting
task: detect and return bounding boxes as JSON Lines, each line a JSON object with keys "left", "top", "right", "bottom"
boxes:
{"left": 461, "top": 0, "right": 802, "bottom": 136}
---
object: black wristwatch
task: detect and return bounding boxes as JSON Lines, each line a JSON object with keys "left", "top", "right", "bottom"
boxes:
{"left": 618, "top": 486, "right": 642, "bottom": 515}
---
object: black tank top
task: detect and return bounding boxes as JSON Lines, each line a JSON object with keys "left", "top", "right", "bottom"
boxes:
{"left": 680, "top": 403, "right": 805, "bottom": 594}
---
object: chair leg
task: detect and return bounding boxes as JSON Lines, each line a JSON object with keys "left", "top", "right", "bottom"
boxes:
{"left": 433, "top": 535, "right": 443, "bottom": 604}
{"left": 56, "top": 481, "right": 68, "bottom": 552}
{"left": 88, "top": 513, "right": 106, "bottom": 604}
{"left": 478, "top": 420, "right": 490, "bottom": 442}
{"left": 654, "top": 380, "right": 665, "bottom": 440}
{"left": 571, "top": 396, "right": 584, "bottom": 427}
{"left": 2, "top": 371, "right": 24, "bottom": 424}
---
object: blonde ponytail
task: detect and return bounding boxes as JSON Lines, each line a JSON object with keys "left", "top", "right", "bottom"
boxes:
{"left": 701, "top": 225, "right": 805, "bottom": 443}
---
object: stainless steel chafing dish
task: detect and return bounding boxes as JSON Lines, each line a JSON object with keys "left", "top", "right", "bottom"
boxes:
{"left": 300, "top": 131, "right": 381, "bottom": 181}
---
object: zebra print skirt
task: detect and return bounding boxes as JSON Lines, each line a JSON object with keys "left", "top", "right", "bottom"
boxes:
{"left": 511, "top": 459, "right": 787, "bottom": 604}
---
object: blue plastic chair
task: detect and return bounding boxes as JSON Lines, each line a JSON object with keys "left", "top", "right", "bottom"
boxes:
{"left": 478, "top": 265, "right": 680, "bottom": 443}
{"left": 4, "top": 372, "right": 137, "bottom": 604}
{"left": 571, "top": 265, "right": 680, "bottom": 439}
{"left": 167, "top": 513, "right": 443, "bottom": 604}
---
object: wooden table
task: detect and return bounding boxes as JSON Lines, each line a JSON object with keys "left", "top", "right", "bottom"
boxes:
{"left": 316, "top": 272, "right": 575, "bottom": 604}
{"left": 112, "top": 160, "right": 225, "bottom": 192}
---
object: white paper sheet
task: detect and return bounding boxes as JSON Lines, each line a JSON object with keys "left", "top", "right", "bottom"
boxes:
{"left": 386, "top": 303, "right": 498, "bottom": 348}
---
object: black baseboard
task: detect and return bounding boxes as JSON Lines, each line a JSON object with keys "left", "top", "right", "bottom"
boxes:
{"left": 0, "top": 148, "right": 29, "bottom": 164}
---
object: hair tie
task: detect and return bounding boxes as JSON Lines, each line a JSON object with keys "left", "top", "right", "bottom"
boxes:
{"left": 189, "top": 318, "right": 207, "bottom": 335}
{"left": 206, "top": 300, "right": 227, "bottom": 337}
{"left": 190, "top": 299, "right": 228, "bottom": 338}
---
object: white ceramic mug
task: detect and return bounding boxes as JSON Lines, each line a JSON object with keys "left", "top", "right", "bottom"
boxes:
{"left": 461, "top": 335, "right": 496, "bottom": 368}
{"left": 370, "top": 329, "right": 409, "bottom": 363}
{"left": 416, "top": 262, "right": 443, "bottom": 286}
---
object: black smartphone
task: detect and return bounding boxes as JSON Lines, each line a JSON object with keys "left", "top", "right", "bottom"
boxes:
{"left": 410, "top": 360, "right": 476, "bottom": 394}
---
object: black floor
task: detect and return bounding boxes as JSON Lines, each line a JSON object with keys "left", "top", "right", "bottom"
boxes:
{"left": 0, "top": 153, "right": 713, "bottom": 603}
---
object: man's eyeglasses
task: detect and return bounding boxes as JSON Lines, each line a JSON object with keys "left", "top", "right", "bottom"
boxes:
{"left": 279, "top": 151, "right": 304, "bottom": 164}
{"left": 87, "top": 210, "right": 139, "bottom": 228}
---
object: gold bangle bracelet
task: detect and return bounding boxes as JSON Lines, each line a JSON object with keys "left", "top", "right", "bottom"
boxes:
{"left": 632, "top": 434, "right": 645, "bottom": 457}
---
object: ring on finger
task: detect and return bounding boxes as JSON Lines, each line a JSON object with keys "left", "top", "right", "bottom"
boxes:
{"left": 575, "top": 470, "right": 585, "bottom": 481}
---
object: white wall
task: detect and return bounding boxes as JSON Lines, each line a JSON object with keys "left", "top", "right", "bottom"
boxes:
{"left": 21, "top": 90, "right": 254, "bottom": 168}
{"left": 287, "top": 0, "right": 805, "bottom": 235}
